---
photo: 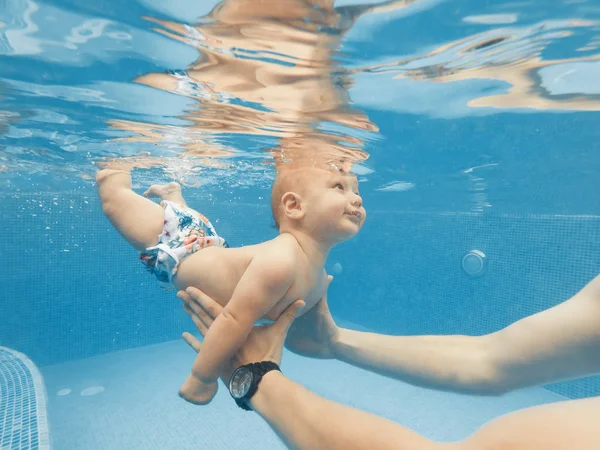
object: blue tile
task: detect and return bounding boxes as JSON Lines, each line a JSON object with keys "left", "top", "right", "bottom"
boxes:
{"left": 0, "top": 348, "right": 50, "bottom": 450}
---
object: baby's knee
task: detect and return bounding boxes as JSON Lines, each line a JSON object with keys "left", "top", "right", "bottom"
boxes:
{"left": 96, "top": 168, "right": 126, "bottom": 184}
{"left": 96, "top": 170, "right": 132, "bottom": 211}
{"left": 96, "top": 169, "right": 132, "bottom": 194}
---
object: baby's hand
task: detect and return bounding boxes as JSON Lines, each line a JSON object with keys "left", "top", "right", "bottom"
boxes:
{"left": 178, "top": 374, "right": 218, "bottom": 405}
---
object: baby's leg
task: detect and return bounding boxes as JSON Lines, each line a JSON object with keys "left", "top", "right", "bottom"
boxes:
{"left": 96, "top": 169, "right": 164, "bottom": 251}
{"left": 143, "top": 182, "right": 187, "bottom": 207}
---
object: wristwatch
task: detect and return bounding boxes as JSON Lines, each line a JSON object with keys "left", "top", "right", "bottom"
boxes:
{"left": 228, "top": 361, "right": 281, "bottom": 411}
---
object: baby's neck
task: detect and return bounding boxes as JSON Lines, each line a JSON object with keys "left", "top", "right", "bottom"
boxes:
{"left": 280, "top": 228, "right": 331, "bottom": 269}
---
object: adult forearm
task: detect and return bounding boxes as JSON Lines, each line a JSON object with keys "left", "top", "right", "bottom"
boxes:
{"left": 250, "top": 371, "right": 445, "bottom": 450}
{"left": 333, "top": 329, "right": 502, "bottom": 395}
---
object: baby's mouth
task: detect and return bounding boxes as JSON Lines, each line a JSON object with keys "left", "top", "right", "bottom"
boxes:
{"left": 345, "top": 210, "right": 363, "bottom": 222}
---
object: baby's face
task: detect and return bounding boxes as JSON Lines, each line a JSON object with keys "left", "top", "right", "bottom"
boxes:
{"left": 302, "top": 169, "right": 366, "bottom": 242}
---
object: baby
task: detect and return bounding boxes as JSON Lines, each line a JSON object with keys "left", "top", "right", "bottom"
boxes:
{"left": 96, "top": 164, "right": 365, "bottom": 404}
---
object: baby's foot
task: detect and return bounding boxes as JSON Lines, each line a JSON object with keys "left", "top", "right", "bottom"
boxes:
{"left": 143, "top": 182, "right": 186, "bottom": 205}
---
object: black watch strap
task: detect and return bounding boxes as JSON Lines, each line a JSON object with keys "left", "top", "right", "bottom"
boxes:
{"left": 236, "top": 361, "right": 281, "bottom": 411}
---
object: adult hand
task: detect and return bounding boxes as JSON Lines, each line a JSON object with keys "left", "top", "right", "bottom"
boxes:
{"left": 178, "top": 287, "right": 305, "bottom": 383}
{"left": 284, "top": 275, "right": 340, "bottom": 358}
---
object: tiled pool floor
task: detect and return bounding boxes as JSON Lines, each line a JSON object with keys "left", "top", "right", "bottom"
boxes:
{"left": 41, "top": 339, "right": 565, "bottom": 449}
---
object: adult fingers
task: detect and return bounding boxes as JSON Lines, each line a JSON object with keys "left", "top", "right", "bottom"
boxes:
{"left": 185, "top": 286, "right": 224, "bottom": 320}
{"left": 183, "top": 303, "right": 209, "bottom": 336}
{"left": 273, "top": 300, "right": 305, "bottom": 337}
{"left": 182, "top": 332, "right": 202, "bottom": 353}
{"left": 178, "top": 290, "right": 215, "bottom": 329}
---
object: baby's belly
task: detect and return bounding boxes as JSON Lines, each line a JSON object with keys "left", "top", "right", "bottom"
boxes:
{"left": 173, "top": 246, "right": 249, "bottom": 308}
{"left": 265, "top": 281, "right": 325, "bottom": 321}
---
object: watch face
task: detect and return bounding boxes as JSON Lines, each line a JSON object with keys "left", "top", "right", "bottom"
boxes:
{"left": 230, "top": 368, "right": 254, "bottom": 399}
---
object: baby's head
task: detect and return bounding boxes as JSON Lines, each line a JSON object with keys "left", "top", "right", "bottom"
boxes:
{"left": 271, "top": 167, "right": 366, "bottom": 245}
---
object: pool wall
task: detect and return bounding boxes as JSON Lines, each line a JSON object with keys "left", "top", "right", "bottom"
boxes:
{"left": 2, "top": 191, "right": 598, "bottom": 399}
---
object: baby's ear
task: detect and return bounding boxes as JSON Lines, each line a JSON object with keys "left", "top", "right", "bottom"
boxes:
{"left": 281, "top": 192, "right": 305, "bottom": 220}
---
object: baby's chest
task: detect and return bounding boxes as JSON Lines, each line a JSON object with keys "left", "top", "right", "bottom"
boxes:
{"left": 270, "top": 271, "right": 327, "bottom": 318}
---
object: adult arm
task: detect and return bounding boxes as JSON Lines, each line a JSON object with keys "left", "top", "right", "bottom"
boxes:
{"left": 179, "top": 288, "right": 447, "bottom": 450}
{"left": 251, "top": 370, "right": 445, "bottom": 450}
{"left": 288, "top": 275, "right": 600, "bottom": 394}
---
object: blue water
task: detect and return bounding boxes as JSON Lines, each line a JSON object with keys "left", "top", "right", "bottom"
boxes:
{"left": 2, "top": 0, "right": 600, "bottom": 448}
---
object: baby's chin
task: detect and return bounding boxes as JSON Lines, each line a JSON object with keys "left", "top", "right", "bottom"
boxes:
{"left": 332, "top": 223, "right": 362, "bottom": 241}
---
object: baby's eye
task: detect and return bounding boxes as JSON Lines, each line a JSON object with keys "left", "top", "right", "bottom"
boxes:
{"left": 334, "top": 183, "right": 344, "bottom": 190}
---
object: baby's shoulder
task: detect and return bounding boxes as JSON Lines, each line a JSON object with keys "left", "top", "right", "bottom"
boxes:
{"left": 262, "top": 233, "right": 301, "bottom": 253}
{"left": 250, "top": 234, "right": 297, "bottom": 259}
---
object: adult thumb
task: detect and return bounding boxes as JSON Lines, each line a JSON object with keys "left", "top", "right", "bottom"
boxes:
{"left": 277, "top": 300, "right": 305, "bottom": 333}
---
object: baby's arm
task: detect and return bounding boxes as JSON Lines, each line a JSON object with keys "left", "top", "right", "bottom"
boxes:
{"left": 178, "top": 248, "right": 296, "bottom": 404}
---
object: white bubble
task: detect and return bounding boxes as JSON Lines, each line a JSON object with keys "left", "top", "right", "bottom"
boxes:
{"left": 331, "top": 262, "right": 343, "bottom": 275}
{"left": 57, "top": 388, "right": 71, "bottom": 396}
{"left": 351, "top": 164, "right": 374, "bottom": 175}
{"left": 108, "top": 31, "right": 132, "bottom": 41}
{"left": 66, "top": 19, "right": 111, "bottom": 45}
{"left": 376, "top": 181, "right": 415, "bottom": 192}
{"left": 462, "top": 14, "right": 518, "bottom": 25}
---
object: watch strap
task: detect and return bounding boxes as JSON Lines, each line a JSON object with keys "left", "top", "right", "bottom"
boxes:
{"left": 235, "top": 361, "right": 281, "bottom": 411}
